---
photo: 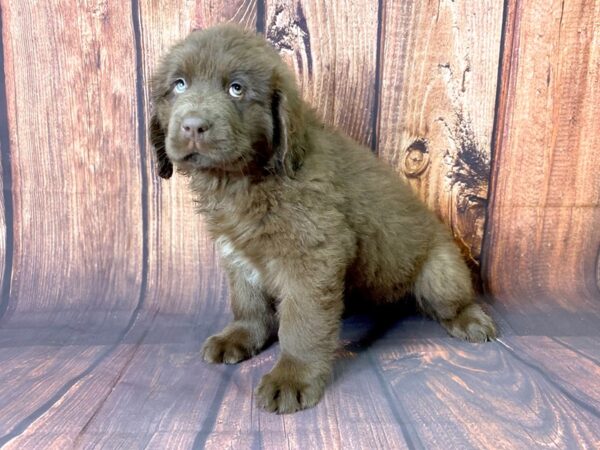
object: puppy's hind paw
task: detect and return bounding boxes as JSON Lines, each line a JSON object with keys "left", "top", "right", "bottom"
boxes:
{"left": 442, "top": 303, "right": 497, "bottom": 342}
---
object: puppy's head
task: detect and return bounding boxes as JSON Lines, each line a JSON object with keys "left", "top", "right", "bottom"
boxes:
{"left": 149, "top": 24, "right": 305, "bottom": 179}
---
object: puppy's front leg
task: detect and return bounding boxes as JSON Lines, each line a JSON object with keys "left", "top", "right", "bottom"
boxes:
{"left": 256, "top": 274, "right": 344, "bottom": 414}
{"left": 202, "top": 267, "right": 276, "bottom": 364}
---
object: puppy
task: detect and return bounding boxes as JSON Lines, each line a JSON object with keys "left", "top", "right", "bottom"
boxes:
{"left": 149, "top": 24, "right": 496, "bottom": 414}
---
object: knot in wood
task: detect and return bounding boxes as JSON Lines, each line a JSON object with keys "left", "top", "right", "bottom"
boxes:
{"left": 403, "top": 141, "right": 430, "bottom": 178}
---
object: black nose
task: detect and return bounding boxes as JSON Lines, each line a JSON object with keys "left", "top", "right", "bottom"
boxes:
{"left": 181, "top": 116, "right": 210, "bottom": 140}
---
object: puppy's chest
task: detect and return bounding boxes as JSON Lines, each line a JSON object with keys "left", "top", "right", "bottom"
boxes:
{"left": 215, "top": 235, "right": 262, "bottom": 287}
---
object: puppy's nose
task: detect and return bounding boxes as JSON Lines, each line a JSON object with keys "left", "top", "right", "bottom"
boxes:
{"left": 181, "top": 116, "right": 211, "bottom": 140}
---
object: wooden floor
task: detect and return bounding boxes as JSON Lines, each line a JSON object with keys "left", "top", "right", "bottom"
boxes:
{"left": 0, "top": 301, "right": 598, "bottom": 449}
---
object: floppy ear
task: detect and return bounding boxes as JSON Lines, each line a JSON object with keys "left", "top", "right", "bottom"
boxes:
{"left": 270, "top": 89, "right": 305, "bottom": 177}
{"left": 149, "top": 113, "right": 173, "bottom": 179}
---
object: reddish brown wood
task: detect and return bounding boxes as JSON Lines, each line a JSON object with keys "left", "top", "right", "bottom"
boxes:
{"left": 482, "top": 0, "right": 600, "bottom": 318}
{"left": 194, "top": 0, "right": 258, "bottom": 30}
{"left": 2, "top": 321, "right": 598, "bottom": 448}
{"left": 376, "top": 1, "right": 504, "bottom": 267}
{"left": 555, "top": 336, "right": 600, "bottom": 362}
{"left": 263, "top": 0, "right": 379, "bottom": 146}
{"left": 505, "top": 336, "right": 600, "bottom": 409}
{"left": 203, "top": 351, "right": 412, "bottom": 449}
{"left": 0, "top": 0, "right": 144, "bottom": 323}
{"left": 372, "top": 336, "right": 600, "bottom": 448}
{"left": 0, "top": 346, "right": 105, "bottom": 436}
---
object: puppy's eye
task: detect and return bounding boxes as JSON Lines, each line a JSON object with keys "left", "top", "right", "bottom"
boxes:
{"left": 173, "top": 78, "right": 187, "bottom": 94}
{"left": 228, "top": 82, "right": 244, "bottom": 98}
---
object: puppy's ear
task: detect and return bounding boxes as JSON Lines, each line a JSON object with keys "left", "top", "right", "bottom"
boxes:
{"left": 149, "top": 113, "right": 173, "bottom": 179}
{"left": 271, "top": 89, "right": 305, "bottom": 177}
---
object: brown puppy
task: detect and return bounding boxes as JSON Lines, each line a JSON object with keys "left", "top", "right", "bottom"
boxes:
{"left": 149, "top": 24, "right": 496, "bottom": 414}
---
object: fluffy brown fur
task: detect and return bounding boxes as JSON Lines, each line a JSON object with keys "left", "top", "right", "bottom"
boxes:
{"left": 149, "top": 24, "right": 496, "bottom": 414}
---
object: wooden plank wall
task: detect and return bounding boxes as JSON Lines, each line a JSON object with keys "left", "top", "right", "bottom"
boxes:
{"left": 376, "top": 1, "right": 503, "bottom": 267}
{"left": 482, "top": 0, "right": 600, "bottom": 332}
{"left": 0, "top": 0, "right": 145, "bottom": 327}
{"left": 0, "top": 0, "right": 597, "bottom": 328}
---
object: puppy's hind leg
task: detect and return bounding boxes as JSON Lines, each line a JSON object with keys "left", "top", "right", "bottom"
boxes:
{"left": 413, "top": 238, "right": 497, "bottom": 342}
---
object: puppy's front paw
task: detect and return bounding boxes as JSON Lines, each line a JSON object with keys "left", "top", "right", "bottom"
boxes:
{"left": 202, "top": 327, "right": 256, "bottom": 364}
{"left": 256, "top": 358, "right": 327, "bottom": 414}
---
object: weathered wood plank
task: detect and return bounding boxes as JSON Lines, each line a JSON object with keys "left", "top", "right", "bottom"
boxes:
{"left": 1, "top": 318, "right": 599, "bottom": 448}
{"left": 0, "top": 316, "right": 229, "bottom": 448}
{"left": 137, "top": 1, "right": 253, "bottom": 317}
{"left": 376, "top": 0, "right": 504, "bottom": 267}
{"left": 263, "top": 0, "right": 379, "bottom": 146}
{"left": 1, "top": 343, "right": 148, "bottom": 448}
{"left": 0, "top": 345, "right": 106, "bottom": 438}
{"left": 2, "top": 319, "right": 410, "bottom": 449}
{"left": 203, "top": 348, "right": 412, "bottom": 449}
{"left": 554, "top": 337, "right": 600, "bottom": 363}
{"left": 194, "top": 0, "right": 257, "bottom": 30}
{"left": 373, "top": 337, "right": 600, "bottom": 449}
{"left": 0, "top": 10, "right": 9, "bottom": 319}
{"left": 482, "top": 0, "right": 600, "bottom": 319}
{"left": 0, "top": 0, "right": 144, "bottom": 323}
{"left": 501, "top": 336, "right": 600, "bottom": 409}
{"left": 0, "top": 166, "right": 7, "bottom": 319}
{"left": 146, "top": 432, "right": 197, "bottom": 449}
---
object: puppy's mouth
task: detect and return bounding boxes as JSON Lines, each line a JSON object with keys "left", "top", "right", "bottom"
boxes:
{"left": 173, "top": 150, "right": 250, "bottom": 174}
{"left": 186, "top": 139, "right": 206, "bottom": 151}
{"left": 170, "top": 140, "right": 212, "bottom": 164}
{"left": 166, "top": 136, "right": 250, "bottom": 173}
{"left": 181, "top": 152, "right": 202, "bottom": 163}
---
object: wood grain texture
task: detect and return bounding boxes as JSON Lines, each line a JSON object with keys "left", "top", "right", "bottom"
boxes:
{"left": 482, "top": 0, "right": 600, "bottom": 319}
{"left": 137, "top": 0, "right": 253, "bottom": 318}
{"left": 372, "top": 337, "right": 600, "bottom": 449}
{"left": 0, "top": 316, "right": 232, "bottom": 448}
{"left": 202, "top": 349, "right": 413, "bottom": 449}
{"left": 264, "top": 0, "right": 379, "bottom": 146}
{"left": 0, "top": 343, "right": 140, "bottom": 448}
{"left": 0, "top": 345, "right": 106, "bottom": 437}
{"left": 376, "top": 0, "right": 504, "bottom": 266}
{"left": 9, "top": 318, "right": 410, "bottom": 449}
{"left": 0, "top": 8, "right": 9, "bottom": 320}
{"left": 194, "top": 0, "right": 258, "bottom": 30}
{"left": 0, "top": 0, "right": 144, "bottom": 323}
{"left": 0, "top": 160, "right": 7, "bottom": 318}
{"left": 503, "top": 336, "right": 600, "bottom": 410}
{"left": 1, "top": 319, "right": 598, "bottom": 448}
{"left": 554, "top": 336, "right": 600, "bottom": 363}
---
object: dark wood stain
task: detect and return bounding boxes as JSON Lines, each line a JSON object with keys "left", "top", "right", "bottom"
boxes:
{"left": 131, "top": 0, "right": 150, "bottom": 327}
{"left": 264, "top": 0, "right": 378, "bottom": 147}
{"left": 0, "top": 0, "right": 598, "bottom": 447}
{"left": 479, "top": 0, "right": 516, "bottom": 292}
{"left": 256, "top": 0, "right": 265, "bottom": 33}
{"left": 265, "top": 2, "right": 314, "bottom": 78}
{"left": 0, "top": 5, "right": 13, "bottom": 321}
{"left": 370, "top": 0, "right": 384, "bottom": 153}
{"left": 376, "top": 0, "right": 504, "bottom": 266}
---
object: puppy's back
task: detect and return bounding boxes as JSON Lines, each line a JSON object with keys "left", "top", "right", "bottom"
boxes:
{"left": 303, "top": 126, "right": 449, "bottom": 301}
